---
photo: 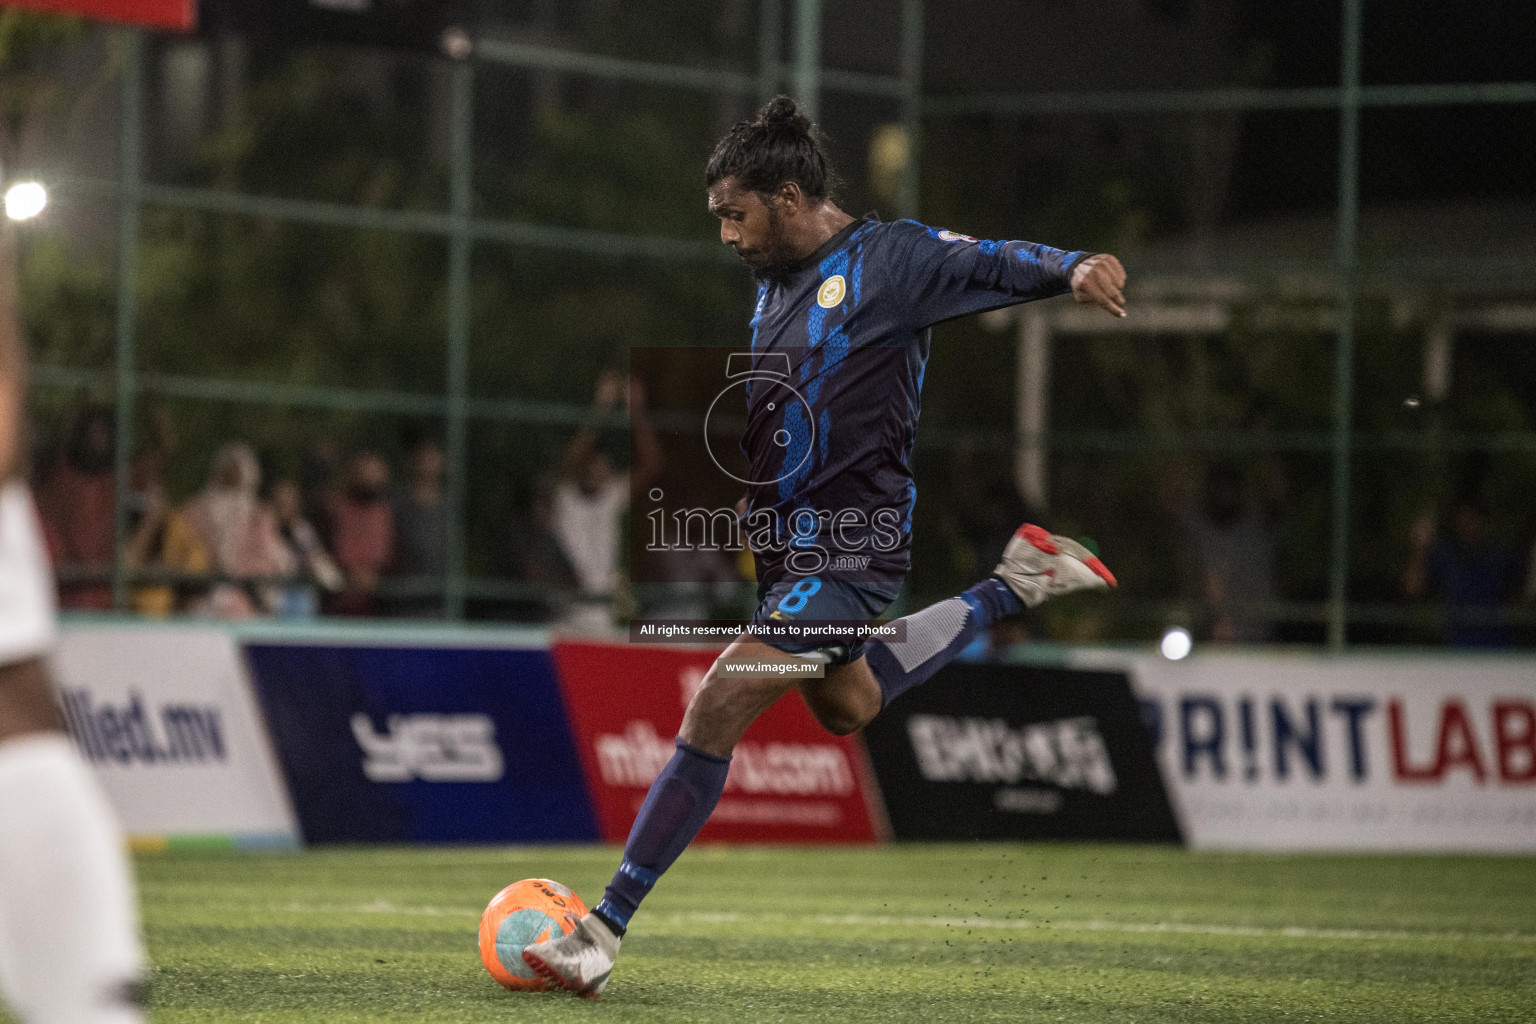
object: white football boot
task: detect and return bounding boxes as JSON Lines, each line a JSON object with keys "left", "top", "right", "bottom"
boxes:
{"left": 522, "top": 913, "right": 621, "bottom": 999}
{"left": 993, "top": 523, "right": 1117, "bottom": 607}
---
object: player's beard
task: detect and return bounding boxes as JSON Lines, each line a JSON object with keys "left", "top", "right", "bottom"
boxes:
{"left": 741, "top": 207, "right": 800, "bottom": 282}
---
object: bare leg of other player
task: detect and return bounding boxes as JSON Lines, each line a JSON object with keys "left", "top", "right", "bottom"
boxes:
{"left": 0, "top": 658, "right": 147, "bottom": 1024}
{"left": 0, "top": 657, "right": 63, "bottom": 739}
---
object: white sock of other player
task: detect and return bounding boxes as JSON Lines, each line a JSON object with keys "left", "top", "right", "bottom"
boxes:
{"left": 0, "top": 733, "right": 146, "bottom": 1024}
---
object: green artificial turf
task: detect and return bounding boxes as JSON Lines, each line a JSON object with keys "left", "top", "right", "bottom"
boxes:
{"left": 51, "top": 845, "right": 1536, "bottom": 1022}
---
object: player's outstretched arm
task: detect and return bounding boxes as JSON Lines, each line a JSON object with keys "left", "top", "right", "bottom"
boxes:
{"left": 893, "top": 222, "right": 1123, "bottom": 328}
{"left": 1070, "top": 253, "right": 1128, "bottom": 318}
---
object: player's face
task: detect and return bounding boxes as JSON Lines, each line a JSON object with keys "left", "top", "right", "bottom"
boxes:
{"left": 708, "top": 178, "right": 795, "bottom": 278}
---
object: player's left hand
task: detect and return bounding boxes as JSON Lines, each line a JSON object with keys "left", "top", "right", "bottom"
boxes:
{"left": 1070, "top": 254, "right": 1127, "bottom": 318}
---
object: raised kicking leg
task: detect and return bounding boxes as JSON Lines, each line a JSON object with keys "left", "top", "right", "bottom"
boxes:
{"left": 860, "top": 525, "right": 1115, "bottom": 708}
{"left": 523, "top": 524, "right": 1114, "bottom": 998}
{"left": 802, "top": 526, "right": 1114, "bottom": 734}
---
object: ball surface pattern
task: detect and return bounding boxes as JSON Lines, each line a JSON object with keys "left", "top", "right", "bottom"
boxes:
{"left": 478, "top": 878, "right": 588, "bottom": 991}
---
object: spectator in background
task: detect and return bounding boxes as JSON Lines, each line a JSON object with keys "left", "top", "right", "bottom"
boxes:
{"left": 552, "top": 371, "right": 662, "bottom": 631}
{"left": 269, "top": 477, "right": 342, "bottom": 619}
{"left": 1188, "top": 462, "right": 1277, "bottom": 643}
{"left": 1405, "top": 498, "right": 1520, "bottom": 647}
{"left": 503, "top": 477, "right": 579, "bottom": 622}
{"left": 124, "top": 450, "right": 209, "bottom": 617}
{"left": 636, "top": 479, "right": 744, "bottom": 623}
{"left": 930, "top": 446, "right": 1033, "bottom": 593}
{"left": 512, "top": 480, "right": 578, "bottom": 587}
{"left": 300, "top": 435, "right": 340, "bottom": 545}
{"left": 326, "top": 450, "right": 394, "bottom": 617}
{"left": 181, "top": 442, "right": 293, "bottom": 618}
{"left": 391, "top": 434, "right": 447, "bottom": 618}
{"left": 35, "top": 404, "right": 116, "bottom": 610}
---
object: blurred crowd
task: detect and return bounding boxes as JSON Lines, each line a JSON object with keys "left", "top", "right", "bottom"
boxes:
{"left": 931, "top": 442, "right": 1536, "bottom": 651}
{"left": 28, "top": 374, "right": 1536, "bottom": 646}
{"left": 33, "top": 402, "right": 451, "bottom": 620}
{"left": 29, "top": 370, "right": 744, "bottom": 629}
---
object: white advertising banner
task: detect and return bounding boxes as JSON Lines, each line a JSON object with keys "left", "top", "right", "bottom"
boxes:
{"left": 1113, "top": 653, "right": 1536, "bottom": 851}
{"left": 51, "top": 626, "right": 300, "bottom": 847}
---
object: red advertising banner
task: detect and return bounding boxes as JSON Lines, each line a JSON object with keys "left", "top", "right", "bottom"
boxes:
{"left": 2, "top": 0, "right": 194, "bottom": 30}
{"left": 551, "top": 641, "right": 887, "bottom": 845}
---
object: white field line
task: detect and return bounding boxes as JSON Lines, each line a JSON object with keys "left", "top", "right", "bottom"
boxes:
{"left": 282, "top": 902, "right": 1536, "bottom": 945}
{"left": 667, "top": 912, "right": 1536, "bottom": 945}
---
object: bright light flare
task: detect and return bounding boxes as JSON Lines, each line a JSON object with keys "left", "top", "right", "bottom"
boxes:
{"left": 4, "top": 181, "right": 48, "bottom": 221}
{"left": 1160, "top": 626, "right": 1193, "bottom": 661}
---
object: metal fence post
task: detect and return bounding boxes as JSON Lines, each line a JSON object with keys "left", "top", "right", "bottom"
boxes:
{"left": 443, "top": 61, "right": 473, "bottom": 619}
{"left": 897, "top": 0, "right": 923, "bottom": 220}
{"left": 110, "top": 29, "right": 144, "bottom": 612}
{"left": 793, "top": 0, "right": 821, "bottom": 121}
{"left": 1327, "top": 0, "right": 1364, "bottom": 650}
{"left": 758, "top": 0, "right": 782, "bottom": 105}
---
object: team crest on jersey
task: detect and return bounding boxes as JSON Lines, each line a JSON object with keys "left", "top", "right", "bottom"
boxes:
{"left": 817, "top": 275, "right": 846, "bottom": 308}
{"left": 937, "top": 229, "right": 978, "bottom": 243}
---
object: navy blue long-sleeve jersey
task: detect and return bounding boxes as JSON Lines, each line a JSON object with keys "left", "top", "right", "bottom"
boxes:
{"left": 739, "top": 216, "right": 1087, "bottom": 588}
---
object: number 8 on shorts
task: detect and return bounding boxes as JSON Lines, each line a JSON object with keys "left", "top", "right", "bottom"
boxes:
{"left": 776, "top": 577, "right": 822, "bottom": 615}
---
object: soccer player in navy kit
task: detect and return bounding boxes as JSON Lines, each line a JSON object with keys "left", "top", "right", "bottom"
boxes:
{"left": 525, "top": 97, "right": 1127, "bottom": 998}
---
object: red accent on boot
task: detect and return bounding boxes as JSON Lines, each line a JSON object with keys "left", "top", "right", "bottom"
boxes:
{"left": 1083, "top": 556, "right": 1118, "bottom": 587}
{"left": 1015, "top": 523, "right": 1058, "bottom": 554}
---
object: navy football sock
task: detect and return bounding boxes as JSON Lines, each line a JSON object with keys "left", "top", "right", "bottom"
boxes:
{"left": 865, "top": 577, "right": 1022, "bottom": 708}
{"left": 593, "top": 738, "right": 731, "bottom": 934}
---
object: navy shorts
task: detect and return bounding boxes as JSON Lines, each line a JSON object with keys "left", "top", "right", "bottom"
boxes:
{"left": 748, "top": 577, "right": 904, "bottom": 665}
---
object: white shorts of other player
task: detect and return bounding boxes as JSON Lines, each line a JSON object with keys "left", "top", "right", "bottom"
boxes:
{"left": 0, "top": 481, "right": 58, "bottom": 667}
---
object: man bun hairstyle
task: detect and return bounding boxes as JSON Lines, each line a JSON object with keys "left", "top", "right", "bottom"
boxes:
{"left": 706, "top": 95, "right": 833, "bottom": 201}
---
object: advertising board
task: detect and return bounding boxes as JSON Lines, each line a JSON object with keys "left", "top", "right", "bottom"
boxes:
{"left": 244, "top": 641, "right": 598, "bottom": 843}
{"left": 5, "top": 0, "right": 194, "bottom": 29}
{"left": 862, "top": 662, "right": 1181, "bottom": 842}
{"left": 551, "top": 641, "right": 887, "bottom": 844}
{"left": 52, "top": 626, "right": 299, "bottom": 848}
{"left": 1127, "top": 653, "right": 1536, "bottom": 850}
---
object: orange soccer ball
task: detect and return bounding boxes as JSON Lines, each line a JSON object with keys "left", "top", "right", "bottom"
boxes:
{"left": 478, "top": 878, "right": 588, "bottom": 991}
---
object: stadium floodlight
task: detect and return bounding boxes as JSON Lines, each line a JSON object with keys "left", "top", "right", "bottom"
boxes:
{"left": 4, "top": 181, "right": 48, "bottom": 222}
{"left": 1159, "top": 626, "right": 1193, "bottom": 661}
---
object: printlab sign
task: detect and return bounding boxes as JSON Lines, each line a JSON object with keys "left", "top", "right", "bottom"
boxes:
{"left": 1131, "top": 653, "right": 1536, "bottom": 850}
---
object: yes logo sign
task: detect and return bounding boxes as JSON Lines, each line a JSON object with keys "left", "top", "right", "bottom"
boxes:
{"left": 245, "top": 643, "right": 598, "bottom": 843}
{"left": 351, "top": 713, "right": 504, "bottom": 782}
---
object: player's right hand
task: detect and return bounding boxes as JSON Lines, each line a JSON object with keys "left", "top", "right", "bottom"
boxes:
{"left": 1070, "top": 254, "right": 1127, "bottom": 318}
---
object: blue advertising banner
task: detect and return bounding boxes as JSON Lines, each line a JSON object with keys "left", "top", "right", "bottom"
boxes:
{"left": 244, "top": 643, "right": 599, "bottom": 844}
